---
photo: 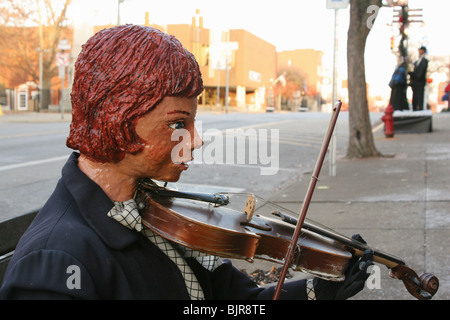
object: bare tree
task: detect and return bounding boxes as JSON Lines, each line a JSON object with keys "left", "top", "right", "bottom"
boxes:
{"left": 275, "top": 66, "right": 307, "bottom": 109}
{"left": 0, "top": 0, "right": 72, "bottom": 109}
{"left": 346, "top": 0, "right": 382, "bottom": 158}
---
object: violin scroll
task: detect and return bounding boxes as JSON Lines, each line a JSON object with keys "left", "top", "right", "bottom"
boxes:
{"left": 420, "top": 273, "right": 439, "bottom": 296}
{"left": 390, "top": 265, "right": 439, "bottom": 300}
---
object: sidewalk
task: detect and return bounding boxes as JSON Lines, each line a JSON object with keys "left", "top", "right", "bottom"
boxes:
{"left": 0, "top": 111, "right": 71, "bottom": 123}
{"left": 260, "top": 112, "right": 450, "bottom": 300}
{"left": 0, "top": 106, "right": 257, "bottom": 123}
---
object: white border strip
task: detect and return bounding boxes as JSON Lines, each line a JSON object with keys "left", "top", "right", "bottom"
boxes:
{"left": 0, "top": 155, "right": 68, "bottom": 172}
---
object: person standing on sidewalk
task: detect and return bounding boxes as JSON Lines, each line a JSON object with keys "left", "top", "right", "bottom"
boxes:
{"left": 0, "top": 25, "right": 373, "bottom": 300}
{"left": 409, "top": 46, "right": 429, "bottom": 111}
{"left": 389, "top": 56, "right": 409, "bottom": 111}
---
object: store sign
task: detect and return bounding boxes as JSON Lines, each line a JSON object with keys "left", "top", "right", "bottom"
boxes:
{"left": 326, "top": 0, "right": 349, "bottom": 9}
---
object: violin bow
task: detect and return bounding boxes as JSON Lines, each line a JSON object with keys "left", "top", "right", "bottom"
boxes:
{"left": 272, "top": 100, "right": 342, "bottom": 300}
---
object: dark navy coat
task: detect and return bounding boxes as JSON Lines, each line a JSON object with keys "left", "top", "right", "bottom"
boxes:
{"left": 0, "top": 153, "right": 307, "bottom": 300}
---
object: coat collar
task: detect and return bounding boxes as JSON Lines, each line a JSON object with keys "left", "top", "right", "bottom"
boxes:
{"left": 62, "top": 152, "right": 140, "bottom": 250}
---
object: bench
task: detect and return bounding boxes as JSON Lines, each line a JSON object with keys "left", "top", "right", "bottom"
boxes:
{"left": 0, "top": 210, "right": 39, "bottom": 284}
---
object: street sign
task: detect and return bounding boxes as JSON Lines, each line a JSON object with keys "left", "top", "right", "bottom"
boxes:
{"left": 326, "top": 0, "right": 349, "bottom": 10}
{"left": 326, "top": 0, "right": 348, "bottom": 176}
{"left": 211, "top": 42, "right": 238, "bottom": 71}
{"left": 57, "top": 39, "right": 71, "bottom": 51}
{"left": 56, "top": 53, "right": 69, "bottom": 67}
{"left": 213, "top": 59, "right": 226, "bottom": 71}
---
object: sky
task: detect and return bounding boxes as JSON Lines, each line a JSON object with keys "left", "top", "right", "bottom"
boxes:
{"left": 70, "top": 0, "right": 450, "bottom": 99}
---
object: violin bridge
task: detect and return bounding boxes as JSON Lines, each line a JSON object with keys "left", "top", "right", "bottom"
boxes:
{"left": 243, "top": 194, "right": 256, "bottom": 221}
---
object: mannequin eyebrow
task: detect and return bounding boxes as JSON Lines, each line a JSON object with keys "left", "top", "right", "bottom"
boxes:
{"left": 166, "top": 110, "right": 191, "bottom": 116}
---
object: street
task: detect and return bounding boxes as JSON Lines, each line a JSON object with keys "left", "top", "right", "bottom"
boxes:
{"left": 0, "top": 111, "right": 361, "bottom": 222}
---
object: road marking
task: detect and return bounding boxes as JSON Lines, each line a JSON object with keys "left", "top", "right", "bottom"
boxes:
{"left": 0, "top": 155, "right": 68, "bottom": 172}
{"left": 278, "top": 140, "right": 321, "bottom": 148}
{"left": 166, "top": 182, "right": 245, "bottom": 193}
{"left": 192, "top": 162, "right": 299, "bottom": 173}
{"left": 0, "top": 119, "right": 331, "bottom": 172}
{"left": 201, "top": 119, "right": 299, "bottom": 137}
{"left": 202, "top": 120, "right": 323, "bottom": 148}
{"left": 372, "top": 122, "right": 384, "bottom": 133}
{"left": 0, "top": 130, "right": 67, "bottom": 140}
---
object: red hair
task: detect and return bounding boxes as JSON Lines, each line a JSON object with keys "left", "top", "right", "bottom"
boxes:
{"left": 67, "top": 25, "right": 203, "bottom": 162}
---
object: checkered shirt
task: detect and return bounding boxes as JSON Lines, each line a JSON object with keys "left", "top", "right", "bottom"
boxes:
{"left": 107, "top": 198, "right": 222, "bottom": 300}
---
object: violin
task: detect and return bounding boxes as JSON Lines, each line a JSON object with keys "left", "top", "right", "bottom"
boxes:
{"left": 138, "top": 183, "right": 352, "bottom": 280}
{"left": 137, "top": 182, "right": 438, "bottom": 300}
{"left": 137, "top": 101, "right": 439, "bottom": 300}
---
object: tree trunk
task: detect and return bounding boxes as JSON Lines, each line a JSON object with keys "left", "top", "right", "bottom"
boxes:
{"left": 346, "top": 0, "right": 382, "bottom": 159}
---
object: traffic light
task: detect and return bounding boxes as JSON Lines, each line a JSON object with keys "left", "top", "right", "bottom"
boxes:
{"left": 393, "top": 4, "right": 423, "bottom": 28}
{"left": 393, "top": 4, "right": 409, "bottom": 33}
{"left": 401, "top": 5, "right": 409, "bottom": 30}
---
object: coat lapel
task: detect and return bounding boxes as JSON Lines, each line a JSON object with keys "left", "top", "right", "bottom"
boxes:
{"left": 61, "top": 152, "right": 140, "bottom": 250}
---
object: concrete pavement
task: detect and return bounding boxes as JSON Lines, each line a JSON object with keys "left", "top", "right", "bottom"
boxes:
{"left": 0, "top": 110, "right": 72, "bottom": 123}
{"left": 251, "top": 112, "right": 450, "bottom": 300}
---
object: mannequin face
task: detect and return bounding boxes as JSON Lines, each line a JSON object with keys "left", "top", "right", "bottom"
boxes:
{"left": 120, "top": 96, "right": 203, "bottom": 182}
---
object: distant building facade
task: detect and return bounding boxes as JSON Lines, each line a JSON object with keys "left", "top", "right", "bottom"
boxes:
{"left": 2, "top": 11, "right": 324, "bottom": 112}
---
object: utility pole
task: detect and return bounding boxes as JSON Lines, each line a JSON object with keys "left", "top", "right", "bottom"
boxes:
{"left": 117, "top": 0, "right": 125, "bottom": 25}
{"left": 225, "top": 31, "right": 230, "bottom": 114}
{"left": 326, "top": 0, "right": 348, "bottom": 176}
{"left": 223, "top": 31, "right": 238, "bottom": 114}
{"left": 392, "top": 0, "right": 423, "bottom": 63}
{"left": 38, "top": 0, "right": 44, "bottom": 112}
{"left": 329, "top": 8, "right": 339, "bottom": 177}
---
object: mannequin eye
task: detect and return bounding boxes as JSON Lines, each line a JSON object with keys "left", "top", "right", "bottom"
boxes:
{"left": 168, "top": 121, "right": 186, "bottom": 130}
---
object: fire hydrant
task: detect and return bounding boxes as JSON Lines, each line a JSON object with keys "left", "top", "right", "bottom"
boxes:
{"left": 381, "top": 104, "right": 395, "bottom": 138}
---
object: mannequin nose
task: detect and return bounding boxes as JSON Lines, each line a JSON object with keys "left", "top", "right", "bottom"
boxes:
{"left": 192, "top": 127, "right": 204, "bottom": 150}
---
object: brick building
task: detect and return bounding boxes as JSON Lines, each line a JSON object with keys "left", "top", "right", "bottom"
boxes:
{"left": 2, "top": 11, "right": 324, "bottom": 112}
